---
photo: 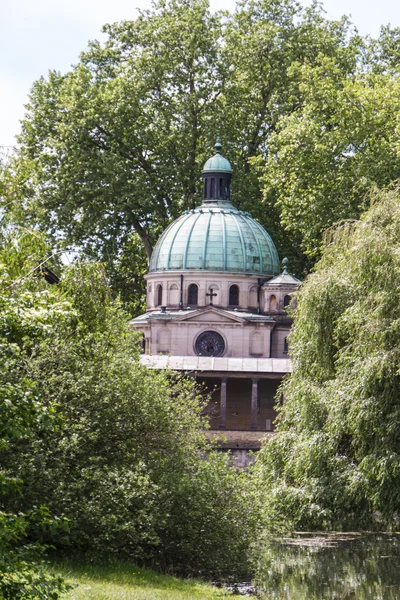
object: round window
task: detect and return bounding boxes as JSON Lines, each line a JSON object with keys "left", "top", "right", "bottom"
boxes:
{"left": 195, "top": 331, "right": 225, "bottom": 357}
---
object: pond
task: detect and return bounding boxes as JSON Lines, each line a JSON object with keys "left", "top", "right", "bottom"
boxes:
{"left": 253, "top": 533, "right": 400, "bottom": 599}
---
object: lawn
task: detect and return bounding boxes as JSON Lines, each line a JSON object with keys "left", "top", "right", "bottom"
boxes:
{"left": 52, "top": 559, "right": 233, "bottom": 600}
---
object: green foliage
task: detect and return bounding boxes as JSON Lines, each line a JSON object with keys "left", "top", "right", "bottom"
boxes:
{"left": 3, "top": 0, "right": 365, "bottom": 298}
{"left": 0, "top": 228, "right": 258, "bottom": 581}
{"left": 0, "top": 230, "right": 70, "bottom": 598}
{"left": 254, "top": 188, "right": 400, "bottom": 530}
{"left": 0, "top": 509, "right": 69, "bottom": 600}
{"left": 260, "top": 67, "right": 400, "bottom": 262}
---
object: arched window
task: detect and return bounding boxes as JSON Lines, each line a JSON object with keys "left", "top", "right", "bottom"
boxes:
{"left": 188, "top": 283, "right": 198, "bottom": 305}
{"left": 204, "top": 179, "right": 208, "bottom": 199}
{"left": 210, "top": 178, "right": 215, "bottom": 198}
{"left": 284, "top": 295, "right": 291, "bottom": 308}
{"left": 249, "top": 285, "right": 257, "bottom": 307}
{"left": 284, "top": 336, "right": 289, "bottom": 353}
{"left": 229, "top": 284, "right": 239, "bottom": 306}
{"left": 219, "top": 177, "right": 224, "bottom": 199}
{"left": 269, "top": 295, "right": 277, "bottom": 311}
{"left": 157, "top": 284, "right": 163, "bottom": 306}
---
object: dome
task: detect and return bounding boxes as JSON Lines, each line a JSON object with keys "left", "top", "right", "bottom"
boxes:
{"left": 150, "top": 204, "right": 280, "bottom": 276}
{"left": 202, "top": 136, "right": 232, "bottom": 174}
{"left": 202, "top": 154, "right": 232, "bottom": 174}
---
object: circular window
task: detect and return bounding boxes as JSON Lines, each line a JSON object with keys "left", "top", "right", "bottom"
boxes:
{"left": 195, "top": 330, "right": 225, "bottom": 357}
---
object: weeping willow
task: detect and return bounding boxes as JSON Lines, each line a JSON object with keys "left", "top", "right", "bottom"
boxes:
{"left": 254, "top": 186, "right": 400, "bottom": 531}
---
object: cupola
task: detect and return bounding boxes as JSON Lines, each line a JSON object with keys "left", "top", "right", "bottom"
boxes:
{"left": 202, "top": 137, "right": 232, "bottom": 204}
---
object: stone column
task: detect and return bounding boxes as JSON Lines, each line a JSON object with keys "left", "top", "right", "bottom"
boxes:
{"left": 219, "top": 377, "right": 227, "bottom": 429}
{"left": 251, "top": 377, "right": 259, "bottom": 430}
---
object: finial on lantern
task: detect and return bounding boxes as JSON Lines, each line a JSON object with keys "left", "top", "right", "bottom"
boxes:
{"left": 283, "top": 257, "right": 289, "bottom": 274}
{"left": 215, "top": 136, "right": 222, "bottom": 154}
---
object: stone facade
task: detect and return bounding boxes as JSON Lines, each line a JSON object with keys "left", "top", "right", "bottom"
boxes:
{"left": 131, "top": 139, "right": 300, "bottom": 456}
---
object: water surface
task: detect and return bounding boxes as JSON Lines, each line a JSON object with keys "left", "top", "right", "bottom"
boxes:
{"left": 255, "top": 533, "right": 400, "bottom": 599}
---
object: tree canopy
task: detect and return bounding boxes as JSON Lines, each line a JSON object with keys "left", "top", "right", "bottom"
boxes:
{"left": 254, "top": 187, "right": 400, "bottom": 530}
{"left": 3, "top": 0, "right": 372, "bottom": 312}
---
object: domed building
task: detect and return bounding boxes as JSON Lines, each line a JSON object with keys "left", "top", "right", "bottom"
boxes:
{"left": 132, "top": 138, "right": 300, "bottom": 459}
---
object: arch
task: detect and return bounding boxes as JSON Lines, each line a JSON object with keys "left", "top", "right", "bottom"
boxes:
{"left": 158, "top": 328, "right": 171, "bottom": 353}
{"left": 187, "top": 283, "right": 198, "bottom": 306}
{"left": 269, "top": 294, "right": 277, "bottom": 311}
{"left": 250, "top": 331, "right": 263, "bottom": 355}
{"left": 229, "top": 284, "right": 239, "bottom": 306}
{"left": 249, "top": 285, "right": 257, "bottom": 308}
{"left": 219, "top": 177, "right": 224, "bottom": 199}
{"left": 169, "top": 283, "right": 179, "bottom": 305}
{"left": 156, "top": 284, "right": 163, "bottom": 306}
{"left": 210, "top": 178, "right": 215, "bottom": 198}
{"left": 284, "top": 294, "right": 291, "bottom": 308}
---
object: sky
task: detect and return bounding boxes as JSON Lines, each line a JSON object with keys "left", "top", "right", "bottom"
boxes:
{"left": 1, "top": 0, "right": 400, "bottom": 148}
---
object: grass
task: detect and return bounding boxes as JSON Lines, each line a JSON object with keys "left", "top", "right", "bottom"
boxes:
{"left": 52, "top": 558, "right": 233, "bottom": 600}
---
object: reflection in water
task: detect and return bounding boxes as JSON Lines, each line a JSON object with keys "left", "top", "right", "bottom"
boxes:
{"left": 255, "top": 534, "right": 400, "bottom": 599}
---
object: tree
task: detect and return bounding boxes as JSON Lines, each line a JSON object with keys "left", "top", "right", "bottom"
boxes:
{"left": 4, "top": 0, "right": 363, "bottom": 308}
{"left": 0, "top": 228, "right": 259, "bottom": 580}
{"left": 0, "top": 228, "right": 69, "bottom": 599}
{"left": 253, "top": 187, "right": 400, "bottom": 530}
{"left": 259, "top": 66, "right": 400, "bottom": 264}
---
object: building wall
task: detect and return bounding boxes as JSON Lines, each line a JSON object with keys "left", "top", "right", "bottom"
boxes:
{"left": 149, "top": 320, "right": 274, "bottom": 358}
{"left": 145, "top": 271, "right": 266, "bottom": 311}
{"left": 271, "top": 327, "right": 290, "bottom": 359}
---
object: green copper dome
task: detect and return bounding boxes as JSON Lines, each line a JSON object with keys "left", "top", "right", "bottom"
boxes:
{"left": 150, "top": 205, "right": 280, "bottom": 276}
{"left": 149, "top": 137, "right": 280, "bottom": 276}
{"left": 202, "top": 136, "right": 232, "bottom": 174}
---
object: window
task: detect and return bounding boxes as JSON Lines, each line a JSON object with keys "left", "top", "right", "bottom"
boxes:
{"left": 157, "top": 284, "right": 163, "bottom": 306}
{"left": 219, "top": 178, "right": 224, "bottom": 199}
{"left": 284, "top": 336, "right": 289, "bottom": 353}
{"left": 188, "top": 283, "right": 198, "bottom": 305}
{"left": 229, "top": 284, "right": 239, "bottom": 306}
{"left": 204, "top": 179, "right": 208, "bottom": 199}
{"left": 270, "top": 295, "right": 277, "bottom": 311}
{"left": 284, "top": 295, "right": 291, "bottom": 308}
{"left": 210, "top": 178, "right": 215, "bottom": 198}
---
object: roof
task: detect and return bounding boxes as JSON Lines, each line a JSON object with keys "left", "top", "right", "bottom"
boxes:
{"left": 263, "top": 257, "right": 301, "bottom": 286}
{"left": 202, "top": 153, "right": 232, "bottom": 174}
{"left": 139, "top": 354, "right": 292, "bottom": 374}
{"left": 202, "top": 136, "right": 233, "bottom": 174}
{"left": 264, "top": 272, "right": 301, "bottom": 286}
{"left": 149, "top": 204, "right": 280, "bottom": 276}
{"left": 130, "top": 306, "right": 275, "bottom": 324}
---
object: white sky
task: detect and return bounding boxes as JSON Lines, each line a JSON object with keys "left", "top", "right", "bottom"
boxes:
{"left": 1, "top": 0, "right": 400, "bottom": 147}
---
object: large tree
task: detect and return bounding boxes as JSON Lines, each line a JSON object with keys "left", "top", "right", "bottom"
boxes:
{"left": 253, "top": 187, "right": 400, "bottom": 530}
{"left": 260, "top": 67, "right": 400, "bottom": 263}
{"left": 4, "top": 0, "right": 363, "bottom": 311}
